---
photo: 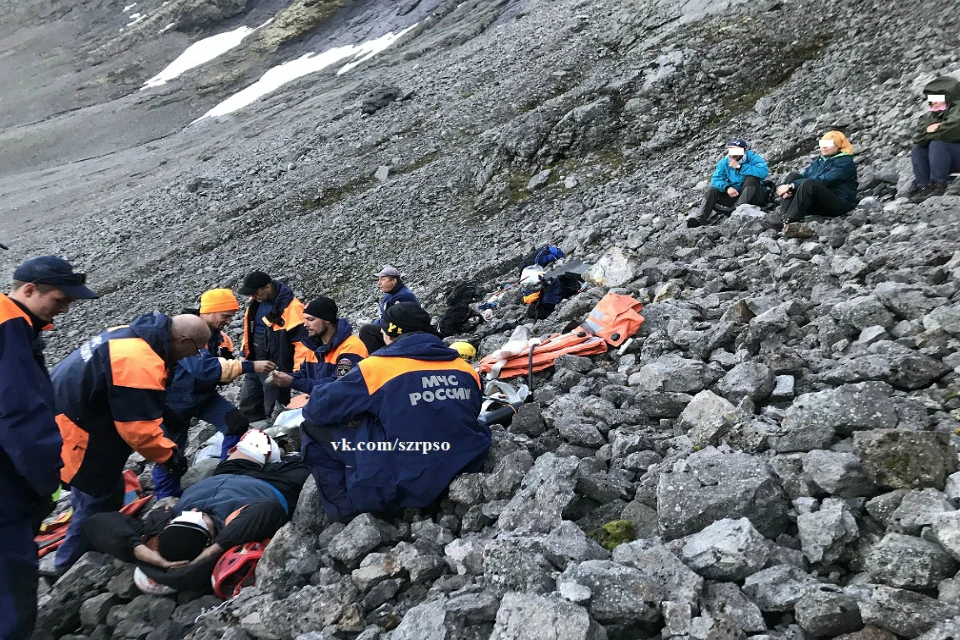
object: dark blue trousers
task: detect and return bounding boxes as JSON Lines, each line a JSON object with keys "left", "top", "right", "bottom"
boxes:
{"left": 0, "top": 518, "right": 37, "bottom": 640}
{"left": 54, "top": 476, "right": 124, "bottom": 572}
{"left": 911, "top": 141, "right": 960, "bottom": 186}
{"left": 301, "top": 429, "right": 359, "bottom": 522}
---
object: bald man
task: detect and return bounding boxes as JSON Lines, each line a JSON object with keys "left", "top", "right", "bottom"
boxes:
{"left": 51, "top": 313, "right": 211, "bottom": 571}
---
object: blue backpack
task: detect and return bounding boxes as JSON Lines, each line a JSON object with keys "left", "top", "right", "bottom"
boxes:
{"left": 521, "top": 245, "right": 564, "bottom": 271}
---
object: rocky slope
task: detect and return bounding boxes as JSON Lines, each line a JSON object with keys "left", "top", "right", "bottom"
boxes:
{"left": 7, "top": 0, "right": 960, "bottom": 638}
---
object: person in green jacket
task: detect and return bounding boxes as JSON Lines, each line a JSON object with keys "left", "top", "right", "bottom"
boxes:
{"left": 909, "top": 76, "right": 960, "bottom": 203}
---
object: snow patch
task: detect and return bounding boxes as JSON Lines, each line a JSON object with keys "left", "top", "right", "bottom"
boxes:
{"left": 197, "top": 25, "right": 416, "bottom": 121}
{"left": 123, "top": 3, "right": 137, "bottom": 12}
{"left": 143, "top": 22, "right": 270, "bottom": 89}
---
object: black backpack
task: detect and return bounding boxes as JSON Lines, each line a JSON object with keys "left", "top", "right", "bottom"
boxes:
{"left": 445, "top": 280, "right": 480, "bottom": 307}
{"left": 438, "top": 305, "right": 484, "bottom": 338}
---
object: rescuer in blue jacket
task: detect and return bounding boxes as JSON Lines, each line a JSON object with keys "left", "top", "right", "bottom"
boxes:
{"left": 0, "top": 256, "right": 96, "bottom": 640}
{"left": 268, "top": 296, "right": 368, "bottom": 393}
{"left": 358, "top": 265, "right": 421, "bottom": 354}
{"left": 52, "top": 312, "right": 212, "bottom": 572}
{"left": 301, "top": 303, "right": 491, "bottom": 522}
{"left": 153, "top": 289, "right": 278, "bottom": 499}
{"left": 687, "top": 138, "right": 769, "bottom": 228}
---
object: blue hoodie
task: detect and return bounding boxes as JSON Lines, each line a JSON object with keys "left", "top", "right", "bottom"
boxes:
{"left": 710, "top": 150, "right": 769, "bottom": 191}
{"left": 373, "top": 282, "right": 420, "bottom": 326}
{"left": 303, "top": 332, "right": 490, "bottom": 514}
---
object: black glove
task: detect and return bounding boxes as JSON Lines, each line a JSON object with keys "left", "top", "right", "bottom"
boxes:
{"left": 29, "top": 496, "right": 56, "bottom": 535}
{"left": 160, "top": 451, "right": 188, "bottom": 478}
{"left": 224, "top": 408, "right": 250, "bottom": 437}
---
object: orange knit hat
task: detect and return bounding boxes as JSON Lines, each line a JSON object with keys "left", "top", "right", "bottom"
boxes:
{"left": 199, "top": 288, "right": 240, "bottom": 314}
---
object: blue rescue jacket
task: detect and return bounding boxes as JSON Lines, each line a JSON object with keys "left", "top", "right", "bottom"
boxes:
{"left": 166, "top": 329, "right": 250, "bottom": 414}
{"left": 373, "top": 282, "right": 420, "bottom": 326}
{"left": 793, "top": 152, "right": 859, "bottom": 210}
{"left": 0, "top": 294, "right": 62, "bottom": 518}
{"left": 290, "top": 319, "right": 366, "bottom": 393}
{"left": 303, "top": 333, "right": 491, "bottom": 513}
{"left": 710, "top": 150, "right": 769, "bottom": 191}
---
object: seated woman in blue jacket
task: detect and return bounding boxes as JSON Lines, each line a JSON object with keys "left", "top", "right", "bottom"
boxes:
{"left": 687, "top": 138, "right": 769, "bottom": 228}
{"left": 764, "top": 130, "right": 859, "bottom": 229}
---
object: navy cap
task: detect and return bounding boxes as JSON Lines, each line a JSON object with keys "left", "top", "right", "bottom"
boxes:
{"left": 239, "top": 271, "right": 272, "bottom": 296}
{"left": 13, "top": 256, "right": 97, "bottom": 299}
{"left": 727, "top": 138, "right": 750, "bottom": 150}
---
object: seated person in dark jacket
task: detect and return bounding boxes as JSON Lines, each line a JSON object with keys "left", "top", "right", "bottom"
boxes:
{"left": 909, "top": 75, "right": 960, "bottom": 203}
{"left": 82, "top": 430, "right": 309, "bottom": 592}
{"left": 762, "top": 130, "right": 859, "bottom": 230}
{"left": 357, "top": 265, "right": 420, "bottom": 354}
{"left": 687, "top": 138, "right": 769, "bottom": 228}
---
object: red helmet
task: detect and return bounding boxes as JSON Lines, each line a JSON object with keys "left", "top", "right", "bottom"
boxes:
{"left": 212, "top": 541, "right": 267, "bottom": 599}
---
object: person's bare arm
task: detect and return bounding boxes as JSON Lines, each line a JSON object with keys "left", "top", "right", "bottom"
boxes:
{"left": 133, "top": 544, "right": 189, "bottom": 570}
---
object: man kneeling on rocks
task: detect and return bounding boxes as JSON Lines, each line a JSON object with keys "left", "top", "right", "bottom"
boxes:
{"left": 301, "top": 303, "right": 492, "bottom": 522}
{"left": 82, "top": 430, "right": 309, "bottom": 592}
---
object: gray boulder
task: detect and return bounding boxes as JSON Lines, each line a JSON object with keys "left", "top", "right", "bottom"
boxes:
{"left": 679, "top": 518, "right": 769, "bottom": 581}
{"left": 489, "top": 592, "right": 607, "bottom": 640}
{"left": 327, "top": 514, "right": 396, "bottom": 568}
{"left": 888, "top": 489, "right": 955, "bottom": 535}
{"left": 795, "top": 588, "right": 863, "bottom": 636}
{"left": 803, "top": 450, "right": 877, "bottom": 497}
{"left": 36, "top": 552, "right": 126, "bottom": 636}
{"left": 931, "top": 511, "right": 960, "bottom": 561}
{"left": 679, "top": 390, "right": 736, "bottom": 448}
{"left": 291, "top": 477, "right": 327, "bottom": 534}
{"left": 389, "top": 592, "right": 500, "bottom": 640}
{"left": 702, "top": 582, "right": 767, "bottom": 634}
{"left": 497, "top": 454, "right": 580, "bottom": 534}
{"left": 259, "top": 579, "right": 360, "bottom": 638}
{"left": 859, "top": 585, "right": 960, "bottom": 637}
{"left": 629, "top": 354, "right": 714, "bottom": 394}
{"left": 923, "top": 306, "right": 960, "bottom": 336}
{"left": 656, "top": 448, "right": 789, "bottom": 539}
{"left": 556, "top": 560, "right": 663, "bottom": 623}
{"left": 256, "top": 522, "right": 321, "bottom": 596}
{"left": 831, "top": 296, "right": 895, "bottom": 330}
{"left": 612, "top": 543, "right": 704, "bottom": 605}
{"left": 915, "top": 616, "right": 960, "bottom": 640}
{"left": 825, "top": 341, "right": 949, "bottom": 390}
{"left": 865, "top": 533, "right": 960, "bottom": 589}
{"left": 854, "top": 430, "right": 958, "bottom": 490}
{"left": 770, "top": 383, "right": 898, "bottom": 453}
{"left": 715, "top": 363, "right": 776, "bottom": 404}
{"left": 797, "top": 498, "right": 859, "bottom": 565}
{"left": 742, "top": 565, "right": 821, "bottom": 612}
{"left": 482, "top": 538, "right": 557, "bottom": 597}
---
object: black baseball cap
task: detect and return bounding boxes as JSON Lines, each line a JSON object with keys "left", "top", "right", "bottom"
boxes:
{"left": 239, "top": 271, "right": 272, "bottom": 296}
{"left": 305, "top": 297, "right": 338, "bottom": 322}
{"left": 13, "top": 256, "right": 97, "bottom": 299}
{"left": 382, "top": 302, "right": 436, "bottom": 337}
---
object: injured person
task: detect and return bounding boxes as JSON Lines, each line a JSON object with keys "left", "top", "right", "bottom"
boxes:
{"left": 82, "top": 430, "right": 310, "bottom": 593}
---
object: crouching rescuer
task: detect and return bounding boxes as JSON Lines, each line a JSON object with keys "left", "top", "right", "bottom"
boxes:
{"left": 300, "top": 302, "right": 492, "bottom": 522}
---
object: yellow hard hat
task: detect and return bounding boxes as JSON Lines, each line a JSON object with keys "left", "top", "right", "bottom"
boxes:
{"left": 450, "top": 341, "right": 477, "bottom": 361}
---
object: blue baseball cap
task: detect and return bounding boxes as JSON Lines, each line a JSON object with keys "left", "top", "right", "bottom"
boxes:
{"left": 727, "top": 138, "right": 750, "bottom": 150}
{"left": 13, "top": 256, "right": 97, "bottom": 299}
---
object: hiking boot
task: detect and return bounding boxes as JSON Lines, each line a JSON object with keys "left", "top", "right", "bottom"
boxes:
{"left": 909, "top": 182, "right": 947, "bottom": 204}
{"left": 760, "top": 211, "right": 786, "bottom": 231}
{"left": 686, "top": 210, "right": 710, "bottom": 228}
{"left": 782, "top": 222, "right": 815, "bottom": 240}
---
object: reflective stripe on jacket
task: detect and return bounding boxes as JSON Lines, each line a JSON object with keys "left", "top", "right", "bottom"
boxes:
{"left": 241, "top": 281, "right": 308, "bottom": 371}
{"left": 291, "top": 319, "right": 368, "bottom": 393}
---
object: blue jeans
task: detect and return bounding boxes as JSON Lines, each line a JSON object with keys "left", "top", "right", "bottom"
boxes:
{"left": 54, "top": 476, "right": 125, "bottom": 572}
{"left": 911, "top": 141, "right": 960, "bottom": 186}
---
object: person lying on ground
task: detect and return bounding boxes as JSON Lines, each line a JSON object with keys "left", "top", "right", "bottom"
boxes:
{"left": 82, "top": 430, "right": 309, "bottom": 592}
{"left": 268, "top": 296, "right": 367, "bottom": 393}
{"left": 909, "top": 75, "right": 960, "bottom": 203}
{"left": 301, "top": 302, "right": 491, "bottom": 522}
{"left": 155, "top": 288, "right": 278, "bottom": 499}
{"left": 687, "top": 138, "right": 769, "bottom": 228}
{"left": 762, "top": 130, "right": 858, "bottom": 230}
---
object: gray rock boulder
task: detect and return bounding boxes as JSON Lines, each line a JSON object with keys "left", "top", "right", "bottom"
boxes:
{"left": 256, "top": 522, "right": 321, "bottom": 596}
{"left": 612, "top": 543, "right": 704, "bottom": 605}
{"left": 866, "top": 533, "right": 959, "bottom": 589}
{"left": 859, "top": 585, "right": 960, "bottom": 637}
{"left": 327, "top": 514, "right": 396, "bottom": 568}
{"left": 259, "top": 579, "right": 360, "bottom": 638}
{"left": 854, "top": 430, "right": 958, "bottom": 490}
{"left": 681, "top": 391, "right": 737, "bottom": 449}
{"left": 923, "top": 306, "right": 960, "bottom": 336}
{"left": 482, "top": 538, "right": 557, "bottom": 597}
{"left": 715, "top": 363, "right": 776, "bottom": 404}
{"left": 797, "top": 498, "right": 859, "bottom": 565}
{"left": 888, "top": 489, "right": 955, "bottom": 535}
{"left": 629, "top": 354, "right": 714, "bottom": 394}
{"left": 770, "top": 383, "right": 898, "bottom": 453}
{"left": 497, "top": 454, "right": 580, "bottom": 534}
{"left": 831, "top": 296, "right": 895, "bottom": 330}
{"left": 679, "top": 518, "right": 770, "bottom": 581}
{"left": 930, "top": 511, "right": 960, "bottom": 561}
{"left": 915, "top": 616, "right": 960, "bottom": 640}
{"left": 803, "top": 450, "right": 877, "bottom": 497}
{"left": 556, "top": 560, "right": 663, "bottom": 623}
{"left": 742, "top": 565, "right": 821, "bottom": 612}
{"left": 36, "top": 552, "right": 126, "bottom": 636}
{"left": 795, "top": 588, "right": 863, "bottom": 637}
{"left": 656, "top": 448, "right": 789, "bottom": 539}
{"left": 489, "top": 592, "right": 607, "bottom": 640}
{"left": 389, "top": 592, "right": 500, "bottom": 640}
{"left": 702, "top": 582, "right": 767, "bottom": 634}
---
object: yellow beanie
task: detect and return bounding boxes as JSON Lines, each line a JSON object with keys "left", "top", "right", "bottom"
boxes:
{"left": 199, "top": 288, "right": 240, "bottom": 314}
{"left": 820, "top": 131, "right": 855, "bottom": 154}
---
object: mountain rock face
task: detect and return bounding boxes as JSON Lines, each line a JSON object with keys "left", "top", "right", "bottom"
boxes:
{"left": 8, "top": 0, "right": 960, "bottom": 638}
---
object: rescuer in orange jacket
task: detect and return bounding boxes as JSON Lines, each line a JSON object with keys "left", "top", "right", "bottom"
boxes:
{"left": 51, "top": 312, "right": 212, "bottom": 572}
{"left": 237, "top": 271, "right": 310, "bottom": 421}
{"left": 269, "top": 296, "right": 368, "bottom": 392}
{"left": 0, "top": 256, "right": 96, "bottom": 640}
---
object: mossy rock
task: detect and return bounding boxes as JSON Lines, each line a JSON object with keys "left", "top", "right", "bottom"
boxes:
{"left": 257, "top": 0, "right": 346, "bottom": 50}
{"left": 589, "top": 519, "right": 637, "bottom": 551}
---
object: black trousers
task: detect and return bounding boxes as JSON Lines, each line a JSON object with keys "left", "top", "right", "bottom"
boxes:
{"left": 359, "top": 323, "right": 386, "bottom": 354}
{"left": 692, "top": 176, "right": 763, "bottom": 223}
{"left": 779, "top": 172, "right": 850, "bottom": 222}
